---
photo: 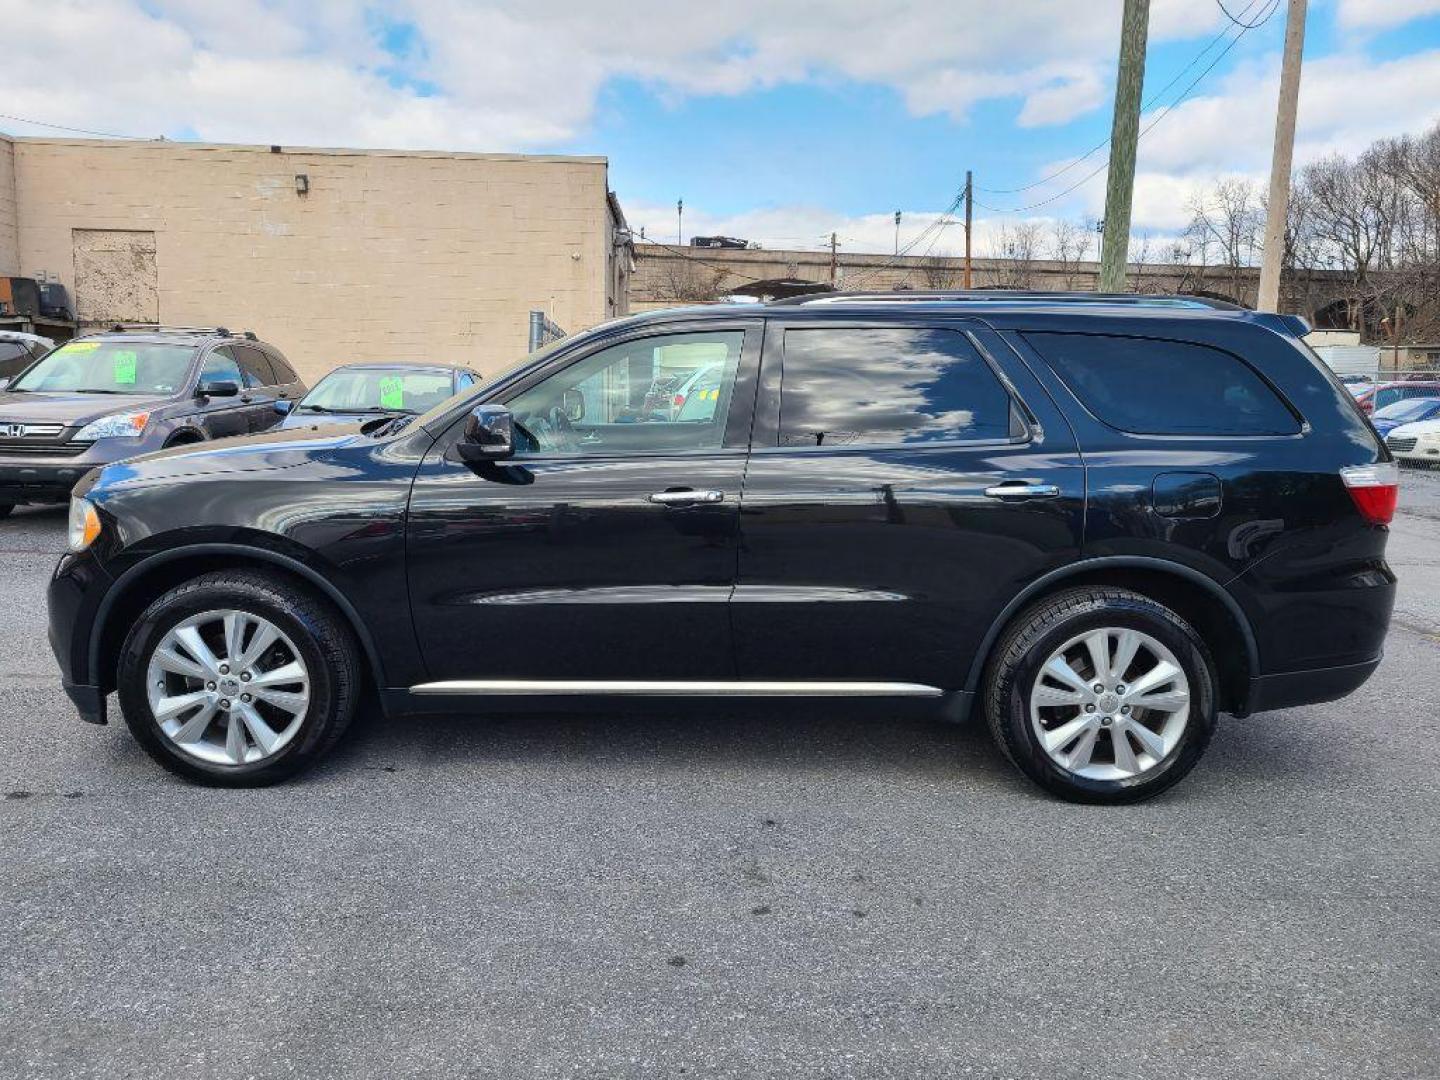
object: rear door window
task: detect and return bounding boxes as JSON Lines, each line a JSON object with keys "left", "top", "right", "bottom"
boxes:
{"left": 778, "top": 327, "right": 1015, "bottom": 447}
{"left": 1024, "top": 332, "right": 1299, "bottom": 436}
{"left": 233, "top": 345, "right": 278, "bottom": 388}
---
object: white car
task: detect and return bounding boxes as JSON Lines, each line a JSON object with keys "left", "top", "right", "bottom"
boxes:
{"left": 1384, "top": 418, "right": 1440, "bottom": 466}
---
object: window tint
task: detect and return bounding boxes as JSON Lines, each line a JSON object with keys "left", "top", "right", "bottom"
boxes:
{"left": 266, "top": 350, "right": 298, "bottom": 384}
{"left": 779, "top": 328, "right": 1013, "bottom": 447}
{"left": 1025, "top": 332, "right": 1298, "bottom": 436}
{"left": 200, "top": 349, "right": 244, "bottom": 389}
{"left": 506, "top": 331, "right": 745, "bottom": 456}
{"left": 233, "top": 345, "right": 277, "bottom": 388}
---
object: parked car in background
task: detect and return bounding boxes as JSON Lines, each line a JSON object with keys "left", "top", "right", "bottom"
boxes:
{"left": 1385, "top": 419, "right": 1440, "bottom": 466}
{"left": 278, "top": 362, "right": 478, "bottom": 429}
{"left": 1370, "top": 396, "right": 1440, "bottom": 438}
{"left": 49, "top": 293, "right": 1397, "bottom": 804}
{"left": 1352, "top": 379, "right": 1440, "bottom": 414}
{"left": 0, "top": 327, "right": 303, "bottom": 519}
{"left": 0, "top": 330, "right": 55, "bottom": 384}
{"left": 1337, "top": 373, "right": 1373, "bottom": 391}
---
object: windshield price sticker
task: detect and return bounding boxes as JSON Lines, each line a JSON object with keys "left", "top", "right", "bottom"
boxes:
{"left": 64, "top": 341, "right": 101, "bottom": 353}
{"left": 379, "top": 377, "right": 406, "bottom": 410}
{"left": 113, "top": 350, "right": 139, "bottom": 385}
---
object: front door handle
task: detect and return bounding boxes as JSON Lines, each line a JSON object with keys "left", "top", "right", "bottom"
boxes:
{"left": 649, "top": 489, "right": 725, "bottom": 505}
{"left": 984, "top": 481, "right": 1061, "bottom": 500}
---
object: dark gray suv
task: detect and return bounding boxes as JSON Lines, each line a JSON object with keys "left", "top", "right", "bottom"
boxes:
{"left": 0, "top": 327, "right": 305, "bottom": 518}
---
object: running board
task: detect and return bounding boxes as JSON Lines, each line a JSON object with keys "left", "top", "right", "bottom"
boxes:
{"left": 408, "top": 679, "right": 944, "bottom": 698}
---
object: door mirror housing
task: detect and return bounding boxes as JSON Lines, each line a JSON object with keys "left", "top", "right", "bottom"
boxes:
{"left": 0, "top": 378, "right": 10, "bottom": 391}
{"left": 274, "top": 399, "right": 294, "bottom": 415}
{"left": 457, "top": 403, "right": 515, "bottom": 462}
{"left": 562, "top": 388, "right": 586, "bottom": 423}
{"left": 196, "top": 377, "right": 240, "bottom": 399}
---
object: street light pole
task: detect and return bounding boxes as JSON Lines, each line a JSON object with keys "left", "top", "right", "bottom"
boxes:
{"left": 1257, "top": 0, "right": 1308, "bottom": 313}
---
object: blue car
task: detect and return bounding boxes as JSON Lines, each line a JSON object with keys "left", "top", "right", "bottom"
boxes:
{"left": 1370, "top": 396, "right": 1440, "bottom": 438}
{"left": 278, "top": 362, "right": 479, "bottom": 429}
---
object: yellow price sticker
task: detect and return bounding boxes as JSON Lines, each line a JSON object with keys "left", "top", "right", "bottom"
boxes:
{"left": 63, "top": 341, "right": 101, "bottom": 353}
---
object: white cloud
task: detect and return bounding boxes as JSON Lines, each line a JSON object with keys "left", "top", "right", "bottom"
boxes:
{"left": 1336, "top": 0, "right": 1440, "bottom": 30}
{"left": 0, "top": 0, "right": 1234, "bottom": 151}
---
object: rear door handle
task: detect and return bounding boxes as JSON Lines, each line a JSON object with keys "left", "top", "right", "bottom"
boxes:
{"left": 649, "top": 489, "right": 725, "bottom": 505}
{"left": 984, "top": 481, "right": 1061, "bottom": 500}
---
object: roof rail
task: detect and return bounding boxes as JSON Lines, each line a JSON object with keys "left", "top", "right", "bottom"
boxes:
{"left": 767, "top": 289, "right": 1248, "bottom": 312}
{"left": 104, "top": 323, "right": 236, "bottom": 336}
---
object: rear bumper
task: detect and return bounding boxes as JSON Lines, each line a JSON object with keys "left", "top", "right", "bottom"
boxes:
{"left": 1242, "top": 655, "right": 1382, "bottom": 716}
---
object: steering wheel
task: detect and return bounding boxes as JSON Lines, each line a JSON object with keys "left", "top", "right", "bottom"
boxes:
{"left": 546, "top": 405, "right": 580, "bottom": 453}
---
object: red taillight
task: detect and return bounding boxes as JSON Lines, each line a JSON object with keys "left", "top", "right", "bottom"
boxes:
{"left": 673, "top": 394, "right": 685, "bottom": 407}
{"left": 1341, "top": 461, "right": 1400, "bottom": 525}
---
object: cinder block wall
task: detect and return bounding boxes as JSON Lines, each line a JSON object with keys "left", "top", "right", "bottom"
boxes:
{"left": 11, "top": 138, "right": 613, "bottom": 382}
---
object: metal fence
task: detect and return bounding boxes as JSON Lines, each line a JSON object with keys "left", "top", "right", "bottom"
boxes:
{"left": 528, "top": 310, "right": 566, "bottom": 353}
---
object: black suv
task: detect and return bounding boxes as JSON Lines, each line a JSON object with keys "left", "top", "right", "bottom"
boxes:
{"left": 47, "top": 294, "right": 1397, "bottom": 802}
{"left": 0, "top": 327, "right": 304, "bottom": 518}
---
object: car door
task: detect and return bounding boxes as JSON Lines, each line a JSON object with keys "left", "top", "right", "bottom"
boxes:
{"left": 732, "top": 318, "right": 1085, "bottom": 691}
{"left": 406, "top": 320, "right": 761, "bottom": 683}
{"left": 191, "top": 348, "right": 252, "bottom": 440}
{"left": 231, "top": 345, "right": 284, "bottom": 432}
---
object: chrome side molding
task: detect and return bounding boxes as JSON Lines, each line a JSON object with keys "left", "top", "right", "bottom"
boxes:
{"left": 409, "top": 679, "right": 944, "bottom": 697}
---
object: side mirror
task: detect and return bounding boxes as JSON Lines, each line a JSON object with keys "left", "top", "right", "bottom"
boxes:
{"left": 457, "top": 403, "right": 515, "bottom": 462}
{"left": 274, "top": 399, "right": 294, "bottom": 415}
{"left": 196, "top": 377, "right": 239, "bottom": 399}
{"left": 0, "top": 378, "right": 10, "bottom": 392}
{"left": 563, "top": 388, "right": 586, "bottom": 422}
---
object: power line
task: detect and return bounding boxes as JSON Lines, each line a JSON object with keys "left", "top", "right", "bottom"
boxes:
{"left": 1215, "top": 0, "right": 1276, "bottom": 28}
{"left": 972, "top": 0, "right": 1280, "bottom": 216}
{"left": 977, "top": 0, "right": 1272, "bottom": 196}
{"left": 0, "top": 111, "right": 148, "bottom": 140}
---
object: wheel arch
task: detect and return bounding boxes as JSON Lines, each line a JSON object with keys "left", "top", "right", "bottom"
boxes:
{"left": 966, "top": 557, "right": 1258, "bottom": 715}
{"left": 162, "top": 427, "right": 206, "bottom": 447}
{"left": 91, "top": 543, "right": 388, "bottom": 695}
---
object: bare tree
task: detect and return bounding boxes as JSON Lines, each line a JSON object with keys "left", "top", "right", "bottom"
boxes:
{"left": 1051, "top": 219, "right": 1093, "bottom": 290}
{"left": 988, "top": 222, "right": 1045, "bottom": 289}
{"left": 1185, "top": 178, "right": 1264, "bottom": 304}
{"left": 918, "top": 254, "right": 964, "bottom": 289}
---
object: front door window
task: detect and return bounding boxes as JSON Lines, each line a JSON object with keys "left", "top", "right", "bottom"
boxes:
{"left": 505, "top": 331, "right": 745, "bottom": 455}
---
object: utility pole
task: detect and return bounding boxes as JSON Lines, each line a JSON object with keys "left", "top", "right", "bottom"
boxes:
{"left": 963, "top": 170, "right": 973, "bottom": 288}
{"left": 829, "top": 231, "right": 839, "bottom": 286}
{"left": 1098, "top": 0, "right": 1150, "bottom": 293}
{"left": 894, "top": 210, "right": 902, "bottom": 255}
{"left": 1257, "top": 0, "right": 1308, "bottom": 313}
{"left": 677, "top": 198, "right": 683, "bottom": 245}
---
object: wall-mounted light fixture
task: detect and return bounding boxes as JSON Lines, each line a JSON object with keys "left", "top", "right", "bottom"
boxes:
{"left": 295, "top": 174, "right": 309, "bottom": 196}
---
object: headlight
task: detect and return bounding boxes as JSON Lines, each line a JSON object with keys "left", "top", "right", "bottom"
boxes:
{"left": 67, "top": 497, "right": 102, "bottom": 553}
{"left": 75, "top": 410, "right": 151, "bottom": 441}
{"left": 1419, "top": 430, "right": 1440, "bottom": 444}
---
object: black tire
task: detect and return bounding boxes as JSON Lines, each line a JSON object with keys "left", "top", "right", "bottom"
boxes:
{"left": 116, "top": 570, "right": 362, "bottom": 785}
{"left": 983, "top": 587, "right": 1217, "bottom": 804}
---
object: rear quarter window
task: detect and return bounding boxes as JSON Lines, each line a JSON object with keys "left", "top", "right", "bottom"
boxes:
{"left": 1024, "top": 331, "right": 1300, "bottom": 436}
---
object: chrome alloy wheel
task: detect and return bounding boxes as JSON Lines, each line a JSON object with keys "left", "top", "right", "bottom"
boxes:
{"left": 1028, "top": 626, "right": 1191, "bottom": 781}
{"left": 144, "top": 609, "right": 311, "bottom": 766}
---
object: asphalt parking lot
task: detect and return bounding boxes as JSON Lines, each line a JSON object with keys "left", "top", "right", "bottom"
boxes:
{"left": 3, "top": 478, "right": 1439, "bottom": 1080}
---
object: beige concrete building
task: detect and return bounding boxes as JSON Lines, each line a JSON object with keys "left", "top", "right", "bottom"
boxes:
{"left": 0, "top": 135, "right": 632, "bottom": 382}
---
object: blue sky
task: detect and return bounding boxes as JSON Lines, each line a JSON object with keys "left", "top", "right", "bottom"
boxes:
{"left": 3, "top": 0, "right": 1439, "bottom": 255}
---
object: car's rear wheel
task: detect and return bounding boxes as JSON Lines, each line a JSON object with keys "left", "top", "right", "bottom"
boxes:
{"left": 984, "top": 587, "right": 1217, "bottom": 804}
{"left": 116, "top": 570, "right": 361, "bottom": 785}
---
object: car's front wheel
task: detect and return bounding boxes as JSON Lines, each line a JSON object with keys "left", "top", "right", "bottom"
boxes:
{"left": 116, "top": 570, "right": 362, "bottom": 785}
{"left": 984, "top": 587, "right": 1217, "bottom": 803}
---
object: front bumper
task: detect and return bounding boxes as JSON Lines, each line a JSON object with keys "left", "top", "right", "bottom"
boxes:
{"left": 48, "top": 549, "right": 115, "bottom": 723}
{"left": 0, "top": 459, "right": 92, "bottom": 503}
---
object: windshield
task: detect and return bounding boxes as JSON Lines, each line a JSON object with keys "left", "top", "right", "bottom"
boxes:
{"left": 1374, "top": 396, "right": 1440, "bottom": 422}
{"left": 9, "top": 340, "right": 194, "bottom": 394}
{"left": 299, "top": 368, "right": 457, "bottom": 414}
